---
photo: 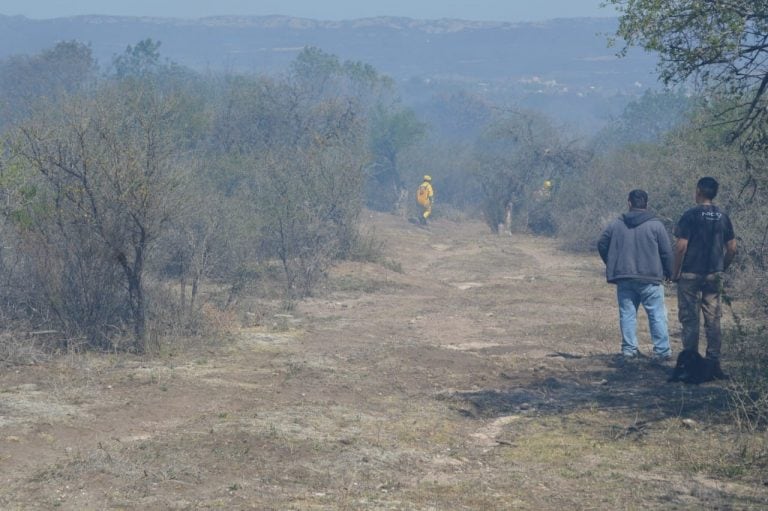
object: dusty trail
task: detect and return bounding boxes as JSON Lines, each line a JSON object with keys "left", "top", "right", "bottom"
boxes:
{"left": 0, "top": 212, "right": 765, "bottom": 510}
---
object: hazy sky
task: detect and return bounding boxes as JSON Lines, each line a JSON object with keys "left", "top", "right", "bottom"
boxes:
{"left": 1, "top": 0, "right": 616, "bottom": 22}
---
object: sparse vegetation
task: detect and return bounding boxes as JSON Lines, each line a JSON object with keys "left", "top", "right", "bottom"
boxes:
{"left": 1, "top": 216, "right": 766, "bottom": 509}
{"left": 0, "top": 5, "right": 767, "bottom": 507}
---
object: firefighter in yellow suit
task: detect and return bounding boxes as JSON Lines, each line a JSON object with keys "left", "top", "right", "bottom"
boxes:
{"left": 416, "top": 175, "right": 434, "bottom": 225}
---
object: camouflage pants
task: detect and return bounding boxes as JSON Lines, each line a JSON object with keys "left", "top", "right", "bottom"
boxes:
{"left": 677, "top": 273, "right": 723, "bottom": 360}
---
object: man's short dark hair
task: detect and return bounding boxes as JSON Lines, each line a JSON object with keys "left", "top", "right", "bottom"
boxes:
{"left": 697, "top": 177, "right": 719, "bottom": 200}
{"left": 628, "top": 189, "right": 648, "bottom": 209}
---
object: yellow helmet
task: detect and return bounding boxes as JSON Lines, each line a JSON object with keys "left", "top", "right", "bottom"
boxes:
{"left": 423, "top": 175, "right": 432, "bottom": 182}
{"left": 543, "top": 180, "right": 552, "bottom": 190}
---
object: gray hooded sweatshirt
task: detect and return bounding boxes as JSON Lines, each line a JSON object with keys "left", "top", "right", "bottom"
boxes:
{"left": 597, "top": 210, "right": 673, "bottom": 284}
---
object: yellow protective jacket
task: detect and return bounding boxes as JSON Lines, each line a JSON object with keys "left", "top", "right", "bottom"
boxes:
{"left": 416, "top": 181, "right": 434, "bottom": 207}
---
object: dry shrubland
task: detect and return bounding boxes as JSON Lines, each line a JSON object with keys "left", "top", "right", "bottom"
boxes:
{"left": 0, "top": 39, "right": 767, "bottom": 432}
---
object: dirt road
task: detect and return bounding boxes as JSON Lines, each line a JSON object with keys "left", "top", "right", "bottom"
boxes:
{"left": 1, "top": 212, "right": 765, "bottom": 509}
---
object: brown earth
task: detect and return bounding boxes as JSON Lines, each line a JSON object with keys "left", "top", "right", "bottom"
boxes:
{"left": 1, "top": 211, "right": 766, "bottom": 510}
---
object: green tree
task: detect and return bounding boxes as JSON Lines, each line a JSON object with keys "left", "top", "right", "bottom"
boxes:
{"left": 607, "top": 0, "right": 768, "bottom": 149}
{"left": 289, "top": 47, "right": 408, "bottom": 211}
{"left": 367, "top": 105, "right": 426, "bottom": 211}
{"left": 593, "top": 90, "right": 695, "bottom": 151}
{"left": 290, "top": 47, "right": 393, "bottom": 102}
{"left": 112, "top": 38, "right": 163, "bottom": 78}
{"left": 0, "top": 41, "right": 96, "bottom": 128}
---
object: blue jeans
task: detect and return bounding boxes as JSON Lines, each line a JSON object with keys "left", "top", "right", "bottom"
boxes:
{"left": 616, "top": 280, "right": 671, "bottom": 358}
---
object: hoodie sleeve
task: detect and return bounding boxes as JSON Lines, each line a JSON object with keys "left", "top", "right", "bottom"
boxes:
{"left": 656, "top": 222, "right": 674, "bottom": 279}
{"left": 597, "top": 223, "right": 613, "bottom": 264}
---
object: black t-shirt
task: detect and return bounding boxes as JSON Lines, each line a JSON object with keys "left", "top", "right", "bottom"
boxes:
{"left": 675, "top": 205, "right": 735, "bottom": 274}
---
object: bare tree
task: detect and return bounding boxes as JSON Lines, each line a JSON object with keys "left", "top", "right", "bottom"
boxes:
{"left": 473, "top": 110, "right": 587, "bottom": 234}
{"left": 11, "top": 82, "right": 190, "bottom": 350}
{"left": 257, "top": 98, "right": 366, "bottom": 297}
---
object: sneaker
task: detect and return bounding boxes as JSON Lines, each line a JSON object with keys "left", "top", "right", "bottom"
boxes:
{"left": 650, "top": 353, "right": 673, "bottom": 367}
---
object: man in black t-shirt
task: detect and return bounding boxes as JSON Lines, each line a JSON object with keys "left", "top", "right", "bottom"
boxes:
{"left": 673, "top": 177, "right": 737, "bottom": 379}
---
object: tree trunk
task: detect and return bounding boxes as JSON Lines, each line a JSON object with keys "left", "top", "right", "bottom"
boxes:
{"left": 117, "top": 243, "right": 147, "bottom": 352}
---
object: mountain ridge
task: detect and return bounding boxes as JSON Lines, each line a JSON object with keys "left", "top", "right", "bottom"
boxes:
{"left": 0, "top": 13, "right": 658, "bottom": 130}
{"left": 0, "top": 13, "right": 641, "bottom": 79}
{"left": 2, "top": 13, "right": 613, "bottom": 30}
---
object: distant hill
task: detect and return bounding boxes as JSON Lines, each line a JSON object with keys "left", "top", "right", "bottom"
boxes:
{"left": 0, "top": 14, "right": 661, "bottom": 131}
{"left": 0, "top": 15, "right": 656, "bottom": 87}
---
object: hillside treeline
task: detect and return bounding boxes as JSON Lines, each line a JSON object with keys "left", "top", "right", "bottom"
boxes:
{"left": 0, "top": 40, "right": 765, "bottom": 409}
{"left": 0, "top": 41, "right": 408, "bottom": 352}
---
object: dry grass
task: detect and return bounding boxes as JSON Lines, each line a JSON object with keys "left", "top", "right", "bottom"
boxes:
{"left": 1, "top": 213, "right": 766, "bottom": 510}
{"left": 0, "top": 332, "right": 49, "bottom": 367}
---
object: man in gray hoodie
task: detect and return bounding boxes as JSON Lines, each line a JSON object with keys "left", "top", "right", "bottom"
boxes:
{"left": 598, "top": 189, "right": 674, "bottom": 362}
